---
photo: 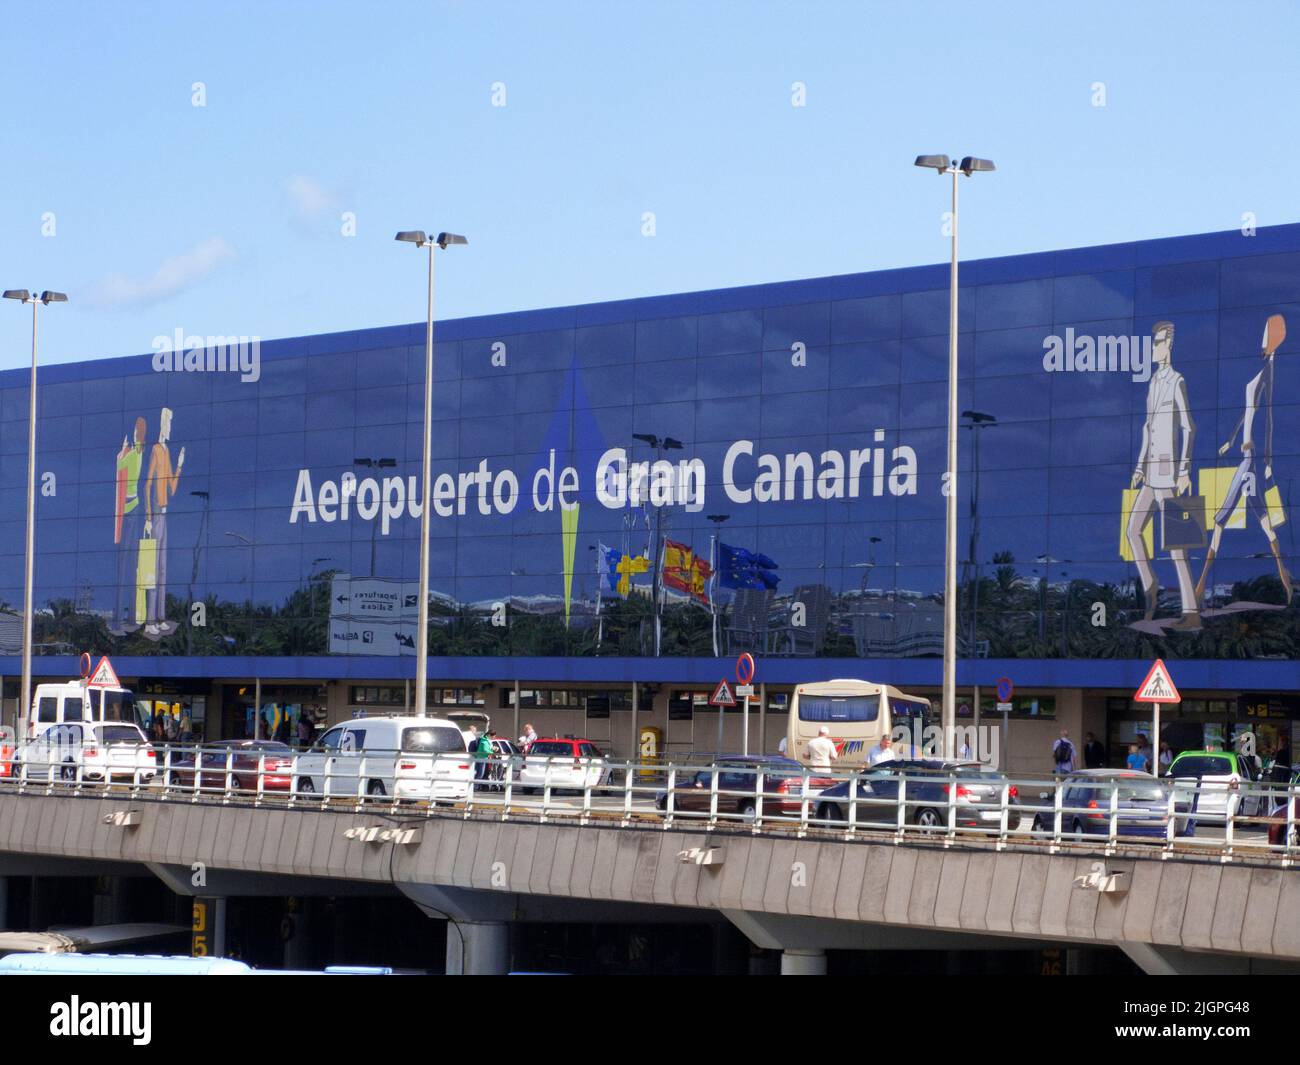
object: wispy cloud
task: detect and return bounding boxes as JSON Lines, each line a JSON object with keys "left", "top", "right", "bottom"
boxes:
{"left": 284, "top": 175, "right": 337, "bottom": 221}
{"left": 89, "top": 237, "right": 235, "bottom": 308}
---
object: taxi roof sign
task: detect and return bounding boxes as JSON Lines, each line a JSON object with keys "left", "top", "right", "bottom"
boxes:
{"left": 86, "top": 656, "right": 121, "bottom": 689}
{"left": 1133, "top": 658, "right": 1180, "bottom": 704}
{"left": 708, "top": 678, "right": 737, "bottom": 708}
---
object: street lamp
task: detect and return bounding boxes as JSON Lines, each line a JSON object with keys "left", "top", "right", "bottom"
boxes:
{"left": 632, "top": 433, "right": 683, "bottom": 656}
{"left": 961, "top": 410, "right": 997, "bottom": 655}
{"left": 396, "top": 229, "right": 467, "bottom": 717}
{"left": 914, "top": 153, "right": 995, "bottom": 757}
{"left": 3, "top": 289, "right": 66, "bottom": 734}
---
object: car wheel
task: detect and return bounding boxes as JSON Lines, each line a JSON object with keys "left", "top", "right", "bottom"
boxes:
{"left": 227, "top": 775, "right": 242, "bottom": 792}
{"left": 1070, "top": 817, "right": 1086, "bottom": 836}
{"left": 914, "top": 807, "right": 944, "bottom": 831}
{"left": 59, "top": 762, "right": 76, "bottom": 782}
{"left": 367, "top": 780, "right": 386, "bottom": 798}
{"left": 739, "top": 799, "right": 757, "bottom": 821}
{"left": 1031, "top": 815, "right": 1046, "bottom": 834}
{"left": 820, "top": 803, "right": 844, "bottom": 823}
{"left": 298, "top": 778, "right": 315, "bottom": 794}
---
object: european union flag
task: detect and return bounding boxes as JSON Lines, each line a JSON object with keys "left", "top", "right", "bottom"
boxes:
{"left": 717, "top": 542, "right": 780, "bottom": 590}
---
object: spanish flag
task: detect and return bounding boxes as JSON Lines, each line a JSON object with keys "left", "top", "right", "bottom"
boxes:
{"left": 664, "top": 541, "right": 711, "bottom": 605}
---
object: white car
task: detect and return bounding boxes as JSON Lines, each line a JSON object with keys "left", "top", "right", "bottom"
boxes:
{"left": 16, "top": 722, "right": 156, "bottom": 784}
{"left": 293, "top": 716, "right": 472, "bottom": 802}
{"left": 517, "top": 738, "right": 606, "bottom": 793}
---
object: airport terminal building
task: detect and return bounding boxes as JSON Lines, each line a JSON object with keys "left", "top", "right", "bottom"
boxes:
{"left": 2, "top": 223, "right": 1299, "bottom": 772}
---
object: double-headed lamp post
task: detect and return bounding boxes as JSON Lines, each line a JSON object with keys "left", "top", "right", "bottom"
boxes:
{"left": 3, "top": 289, "right": 66, "bottom": 733}
{"left": 913, "top": 154, "right": 995, "bottom": 757}
{"left": 395, "top": 231, "right": 467, "bottom": 717}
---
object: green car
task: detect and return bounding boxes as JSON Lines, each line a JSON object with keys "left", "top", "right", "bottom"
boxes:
{"left": 1165, "top": 750, "right": 1268, "bottom": 821}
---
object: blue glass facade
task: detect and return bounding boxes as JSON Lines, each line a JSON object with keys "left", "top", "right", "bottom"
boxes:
{"left": 4, "top": 223, "right": 1300, "bottom": 691}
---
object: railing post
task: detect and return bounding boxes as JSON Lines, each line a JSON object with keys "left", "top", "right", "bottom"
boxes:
{"left": 895, "top": 773, "right": 907, "bottom": 843}
{"left": 707, "top": 762, "right": 719, "bottom": 830}
{"left": 798, "top": 769, "right": 811, "bottom": 838}
{"left": 846, "top": 772, "right": 858, "bottom": 839}
{"left": 256, "top": 751, "right": 266, "bottom": 805}
{"left": 754, "top": 767, "right": 764, "bottom": 832}
{"left": 997, "top": 779, "right": 1010, "bottom": 850}
{"left": 665, "top": 763, "right": 677, "bottom": 829}
{"left": 620, "top": 760, "right": 633, "bottom": 827}
{"left": 224, "top": 747, "right": 235, "bottom": 804}
{"left": 1223, "top": 780, "right": 1236, "bottom": 863}
{"left": 580, "top": 755, "right": 593, "bottom": 826}
{"left": 1106, "top": 779, "right": 1119, "bottom": 856}
{"left": 502, "top": 754, "right": 515, "bottom": 822}
{"left": 1051, "top": 777, "right": 1063, "bottom": 853}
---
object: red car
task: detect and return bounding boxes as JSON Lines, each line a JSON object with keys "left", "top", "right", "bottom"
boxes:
{"left": 165, "top": 740, "right": 296, "bottom": 793}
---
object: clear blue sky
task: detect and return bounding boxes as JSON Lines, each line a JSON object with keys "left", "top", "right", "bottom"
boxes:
{"left": 3, "top": 0, "right": 1298, "bottom": 367}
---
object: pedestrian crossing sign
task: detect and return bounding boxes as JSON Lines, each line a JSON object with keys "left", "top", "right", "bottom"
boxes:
{"left": 1133, "top": 658, "right": 1180, "bottom": 704}
{"left": 87, "top": 656, "right": 121, "bottom": 689}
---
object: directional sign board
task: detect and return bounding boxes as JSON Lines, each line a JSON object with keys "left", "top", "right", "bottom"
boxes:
{"left": 708, "top": 678, "right": 737, "bottom": 708}
{"left": 1134, "top": 658, "right": 1180, "bottom": 704}
{"left": 87, "top": 656, "right": 121, "bottom": 689}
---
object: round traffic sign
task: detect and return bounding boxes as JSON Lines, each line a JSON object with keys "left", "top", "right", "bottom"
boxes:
{"left": 735, "top": 653, "right": 755, "bottom": 686}
{"left": 995, "top": 676, "right": 1014, "bottom": 703}
{"left": 79, "top": 652, "right": 92, "bottom": 680}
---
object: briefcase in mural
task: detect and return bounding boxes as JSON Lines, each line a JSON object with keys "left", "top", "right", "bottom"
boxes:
{"left": 1161, "top": 496, "right": 1207, "bottom": 551}
{"left": 135, "top": 536, "right": 157, "bottom": 624}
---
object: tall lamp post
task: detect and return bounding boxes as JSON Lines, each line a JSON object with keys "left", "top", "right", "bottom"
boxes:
{"left": 3, "top": 289, "right": 66, "bottom": 733}
{"left": 913, "top": 154, "right": 995, "bottom": 757}
{"left": 706, "top": 513, "right": 729, "bottom": 656}
{"left": 395, "top": 231, "right": 466, "bottom": 717}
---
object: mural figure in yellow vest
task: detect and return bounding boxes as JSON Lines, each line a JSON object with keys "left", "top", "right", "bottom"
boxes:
{"left": 111, "top": 415, "right": 147, "bottom": 635}
{"left": 1127, "top": 321, "right": 1200, "bottom": 630}
{"left": 143, "top": 407, "right": 185, "bottom": 638}
{"left": 1197, "top": 314, "right": 1291, "bottom": 604}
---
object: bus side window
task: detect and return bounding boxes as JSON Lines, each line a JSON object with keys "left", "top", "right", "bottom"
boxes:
{"left": 37, "top": 697, "right": 58, "bottom": 723}
{"left": 63, "top": 695, "right": 84, "bottom": 723}
{"left": 87, "top": 689, "right": 101, "bottom": 720}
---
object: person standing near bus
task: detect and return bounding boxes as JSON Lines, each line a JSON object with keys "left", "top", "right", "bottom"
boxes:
{"left": 805, "top": 726, "right": 838, "bottom": 769}
{"left": 868, "top": 734, "right": 896, "bottom": 765}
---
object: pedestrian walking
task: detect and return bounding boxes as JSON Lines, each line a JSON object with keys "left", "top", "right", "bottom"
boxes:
{"left": 867, "top": 733, "right": 896, "bottom": 766}
{"left": 1052, "top": 730, "right": 1076, "bottom": 774}
{"left": 1083, "top": 732, "right": 1106, "bottom": 769}
{"left": 804, "top": 726, "right": 838, "bottom": 770}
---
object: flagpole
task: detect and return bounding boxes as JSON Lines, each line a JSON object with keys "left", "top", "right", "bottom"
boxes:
{"left": 594, "top": 546, "right": 604, "bottom": 650}
{"left": 709, "top": 532, "right": 719, "bottom": 658}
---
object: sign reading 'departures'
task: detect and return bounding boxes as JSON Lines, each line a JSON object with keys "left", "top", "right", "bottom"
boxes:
{"left": 289, "top": 437, "right": 920, "bottom": 529}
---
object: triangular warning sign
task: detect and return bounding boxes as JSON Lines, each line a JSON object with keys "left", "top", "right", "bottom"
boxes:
{"left": 86, "top": 656, "right": 121, "bottom": 689}
{"left": 708, "top": 678, "right": 737, "bottom": 707}
{"left": 1134, "top": 658, "right": 1180, "bottom": 704}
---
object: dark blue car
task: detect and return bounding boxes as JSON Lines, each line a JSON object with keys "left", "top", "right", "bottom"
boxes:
{"left": 815, "top": 759, "right": 1016, "bottom": 831}
{"left": 1030, "top": 769, "right": 1195, "bottom": 839}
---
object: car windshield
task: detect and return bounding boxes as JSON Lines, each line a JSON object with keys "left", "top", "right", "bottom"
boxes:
{"left": 530, "top": 741, "right": 575, "bottom": 756}
{"left": 1171, "top": 756, "right": 1234, "bottom": 777}
{"left": 401, "top": 727, "right": 466, "bottom": 754}
{"left": 95, "top": 725, "right": 146, "bottom": 744}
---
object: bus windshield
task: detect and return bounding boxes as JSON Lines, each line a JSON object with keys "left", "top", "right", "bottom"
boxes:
{"left": 798, "top": 695, "right": 880, "bottom": 723}
{"left": 88, "top": 689, "right": 140, "bottom": 726}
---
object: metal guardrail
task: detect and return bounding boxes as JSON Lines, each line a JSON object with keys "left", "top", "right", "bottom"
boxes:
{"left": 0, "top": 740, "right": 1297, "bottom": 864}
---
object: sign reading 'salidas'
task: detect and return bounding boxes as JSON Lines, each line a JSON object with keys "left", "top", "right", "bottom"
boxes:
{"left": 328, "top": 576, "right": 421, "bottom": 656}
{"left": 289, "top": 436, "right": 919, "bottom": 528}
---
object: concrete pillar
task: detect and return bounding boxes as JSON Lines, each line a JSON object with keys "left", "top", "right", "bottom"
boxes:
{"left": 780, "top": 948, "right": 827, "bottom": 975}
{"left": 446, "top": 920, "right": 510, "bottom": 975}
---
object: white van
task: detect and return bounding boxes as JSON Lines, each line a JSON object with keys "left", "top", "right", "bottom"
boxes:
{"left": 293, "top": 715, "right": 472, "bottom": 801}
{"left": 23, "top": 682, "right": 141, "bottom": 741}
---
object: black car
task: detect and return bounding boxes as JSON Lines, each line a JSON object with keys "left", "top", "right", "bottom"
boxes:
{"left": 816, "top": 759, "right": 1017, "bottom": 830}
